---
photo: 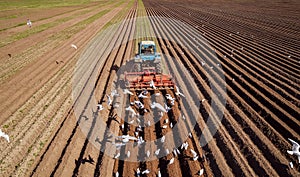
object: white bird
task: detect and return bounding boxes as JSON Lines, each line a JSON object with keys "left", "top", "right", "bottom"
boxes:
{"left": 127, "top": 151, "right": 131, "bottom": 158}
{"left": 114, "top": 152, "right": 120, "bottom": 159}
{"left": 155, "top": 149, "right": 160, "bottom": 155}
{"left": 193, "top": 155, "right": 199, "bottom": 161}
{"left": 0, "top": 129, "right": 9, "bottom": 142}
{"left": 165, "top": 149, "right": 169, "bottom": 154}
{"left": 71, "top": 44, "right": 77, "bottom": 50}
{"left": 158, "top": 170, "right": 161, "bottom": 177}
{"left": 173, "top": 149, "right": 178, "bottom": 157}
{"left": 142, "top": 169, "right": 150, "bottom": 174}
{"left": 110, "top": 90, "right": 119, "bottom": 97}
{"left": 150, "top": 80, "right": 157, "bottom": 89}
{"left": 138, "top": 92, "right": 148, "bottom": 98}
{"left": 128, "top": 119, "right": 134, "bottom": 124}
{"left": 134, "top": 101, "right": 144, "bottom": 109}
{"left": 189, "top": 132, "right": 192, "bottom": 138}
{"left": 155, "top": 92, "right": 161, "bottom": 96}
{"left": 137, "top": 136, "right": 144, "bottom": 145}
{"left": 165, "top": 94, "right": 174, "bottom": 101}
{"left": 289, "top": 162, "right": 293, "bottom": 169}
{"left": 106, "top": 94, "right": 112, "bottom": 106}
{"left": 125, "top": 106, "right": 137, "bottom": 117}
{"left": 170, "top": 122, "right": 173, "bottom": 128}
{"left": 168, "top": 157, "right": 174, "bottom": 165}
{"left": 136, "top": 168, "right": 141, "bottom": 176}
{"left": 151, "top": 102, "right": 167, "bottom": 112}
{"left": 162, "top": 125, "right": 168, "bottom": 129}
{"left": 199, "top": 169, "right": 204, "bottom": 175}
{"left": 164, "top": 119, "right": 169, "bottom": 124}
{"left": 123, "top": 89, "right": 133, "bottom": 95}
{"left": 115, "top": 171, "right": 119, "bottom": 177}
{"left": 117, "top": 135, "right": 137, "bottom": 142}
{"left": 175, "top": 86, "right": 185, "bottom": 97}
{"left": 113, "top": 142, "right": 126, "bottom": 149}
{"left": 176, "top": 148, "right": 181, "bottom": 155}
{"left": 287, "top": 138, "right": 300, "bottom": 163}
{"left": 201, "top": 99, "right": 206, "bottom": 103}
{"left": 146, "top": 150, "right": 150, "bottom": 157}
{"left": 147, "top": 120, "right": 151, "bottom": 127}
{"left": 161, "top": 136, "right": 166, "bottom": 143}
{"left": 190, "top": 149, "right": 197, "bottom": 156}
{"left": 164, "top": 103, "right": 171, "bottom": 112}
{"left": 97, "top": 104, "right": 104, "bottom": 111}
{"left": 182, "top": 115, "right": 186, "bottom": 120}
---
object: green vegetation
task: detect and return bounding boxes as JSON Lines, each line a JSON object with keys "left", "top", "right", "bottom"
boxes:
{"left": 0, "top": 0, "right": 110, "bottom": 10}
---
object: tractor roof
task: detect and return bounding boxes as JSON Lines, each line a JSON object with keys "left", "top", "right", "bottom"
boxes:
{"left": 141, "top": 41, "right": 155, "bottom": 45}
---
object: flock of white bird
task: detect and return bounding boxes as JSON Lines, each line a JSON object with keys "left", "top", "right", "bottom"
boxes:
{"left": 100, "top": 85, "right": 208, "bottom": 176}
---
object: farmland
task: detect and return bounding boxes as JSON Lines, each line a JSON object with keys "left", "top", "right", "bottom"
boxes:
{"left": 0, "top": 0, "right": 299, "bottom": 176}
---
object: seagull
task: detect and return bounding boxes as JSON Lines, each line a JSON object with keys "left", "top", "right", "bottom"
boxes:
{"left": 170, "top": 122, "right": 173, "bottom": 128}
{"left": 175, "top": 86, "right": 185, "bottom": 97}
{"left": 142, "top": 169, "right": 150, "bottom": 174}
{"left": 71, "top": 44, "right": 78, "bottom": 50}
{"left": 136, "top": 168, "right": 141, "bottom": 176}
{"left": 134, "top": 101, "right": 145, "bottom": 109}
{"left": 125, "top": 106, "right": 137, "bottom": 117}
{"left": 128, "top": 119, "right": 134, "bottom": 124}
{"left": 189, "top": 132, "right": 192, "bottom": 138}
{"left": 111, "top": 90, "right": 119, "bottom": 97}
{"left": 147, "top": 120, "right": 151, "bottom": 127}
{"left": 123, "top": 89, "right": 133, "bottom": 95}
{"left": 0, "top": 129, "right": 9, "bottom": 142}
{"left": 115, "top": 171, "right": 119, "bottom": 177}
{"left": 173, "top": 149, "right": 178, "bottom": 157}
{"left": 199, "top": 169, "right": 204, "bottom": 175}
{"left": 200, "top": 61, "right": 206, "bottom": 66}
{"left": 127, "top": 151, "right": 131, "bottom": 158}
{"left": 201, "top": 99, "right": 206, "bottom": 103}
{"left": 97, "top": 104, "right": 104, "bottom": 111}
{"left": 146, "top": 150, "right": 150, "bottom": 157}
{"left": 137, "top": 136, "right": 144, "bottom": 145}
{"left": 117, "top": 135, "right": 137, "bottom": 142}
{"left": 190, "top": 149, "right": 197, "bottom": 157}
{"left": 158, "top": 170, "right": 161, "bottom": 177}
{"left": 165, "top": 149, "right": 169, "bottom": 154}
{"left": 176, "top": 148, "right": 181, "bottom": 155}
{"left": 164, "top": 103, "right": 171, "bottom": 112}
{"left": 138, "top": 92, "right": 148, "bottom": 98}
{"left": 161, "top": 135, "right": 165, "bottom": 143}
{"left": 114, "top": 152, "right": 120, "bottom": 159}
{"left": 150, "top": 80, "right": 157, "bottom": 89}
{"left": 287, "top": 138, "right": 300, "bottom": 163}
{"left": 165, "top": 94, "right": 175, "bottom": 101}
{"left": 182, "top": 115, "right": 186, "bottom": 120}
{"left": 106, "top": 94, "right": 112, "bottom": 106}
{"left": 151, "top": 102, "right": 167, "bottom": 112}
{"left": 162, "top": 125, "right": 168, "bottom": 129}
{"left": 168, "top": 157, "right": 174, "bottom": 165}
{"left": 155, "top": 149, "right": 160, "bottom": 155}
{"left": 289, "top": 162, "right": 293, "bottom": 169}
{"left": 164, "top": 119, "right": 169, "bottom": 124}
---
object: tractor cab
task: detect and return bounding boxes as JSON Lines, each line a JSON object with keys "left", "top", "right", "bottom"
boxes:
{"left": 134, "top": 40, "right": 161, "bottom": 73}
{"left": 139, "top": 41, "right": 156, "bottom": 60}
